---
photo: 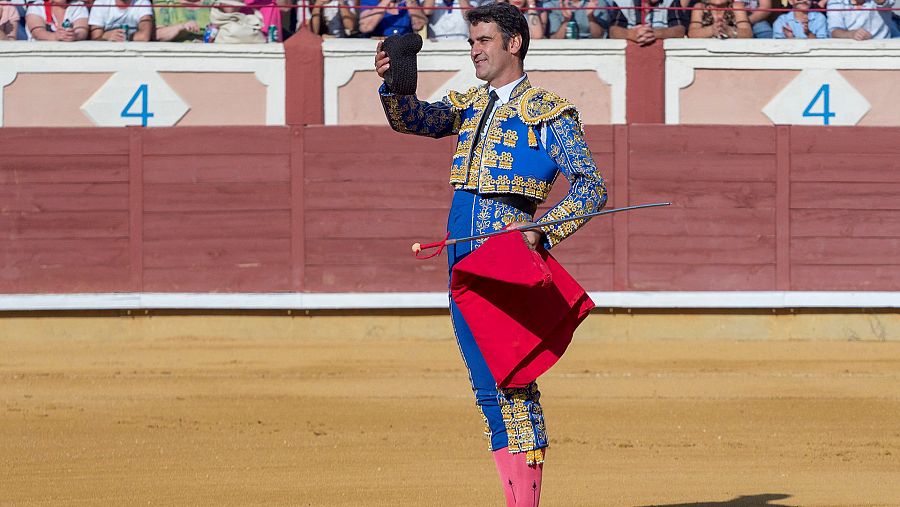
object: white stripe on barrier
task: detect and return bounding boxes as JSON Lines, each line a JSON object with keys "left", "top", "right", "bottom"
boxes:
{"left": 0, "top": 292, "right": 897, "bottom": 311}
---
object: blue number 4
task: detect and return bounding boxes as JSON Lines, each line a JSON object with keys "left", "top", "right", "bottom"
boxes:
{"left": 120, "top": 84, "right": 155, "bottom": 127}
{"left": 802, "top": 84, "right": 836, "bottom": 126}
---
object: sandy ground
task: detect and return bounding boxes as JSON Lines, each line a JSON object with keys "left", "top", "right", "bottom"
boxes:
{"left": 1, "top": 318, "right": 899, "bottom": 506}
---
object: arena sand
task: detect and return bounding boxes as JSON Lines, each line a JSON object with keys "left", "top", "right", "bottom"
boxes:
{"left": 1, "top": 316, "right": 899, "bottom": 506}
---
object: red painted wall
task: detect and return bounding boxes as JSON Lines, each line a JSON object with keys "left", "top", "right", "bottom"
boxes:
{"left": 1, "top": 125, "right": 898, "bottom": 293}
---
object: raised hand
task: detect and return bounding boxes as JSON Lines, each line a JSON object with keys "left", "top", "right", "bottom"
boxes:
{"left": 375, "top": 40, "right": 391, "bottom": 79}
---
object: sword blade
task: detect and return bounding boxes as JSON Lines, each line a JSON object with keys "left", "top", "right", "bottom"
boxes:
{"left": 445, "top": 202, "right": 671, "bottom": 246}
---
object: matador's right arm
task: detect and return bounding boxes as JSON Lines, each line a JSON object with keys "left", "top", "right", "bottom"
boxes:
{"left": 379, "top": 83, "right": 462, "bottom": 139}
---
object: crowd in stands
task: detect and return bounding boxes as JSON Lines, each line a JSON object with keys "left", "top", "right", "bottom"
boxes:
{"left": 1, "top": 0, "right": 898, "bottom": 42}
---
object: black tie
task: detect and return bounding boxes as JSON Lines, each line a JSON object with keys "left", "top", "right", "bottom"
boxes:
{"left": 469, "top": 90, "right": 500, "bottom": 165}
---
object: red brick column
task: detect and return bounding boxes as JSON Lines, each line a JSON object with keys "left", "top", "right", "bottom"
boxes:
{"left": 284, "top": 30, "right": 325, "bottom": 126}
{"left": 625, "top": 41, "right": 665, "bottom": 124}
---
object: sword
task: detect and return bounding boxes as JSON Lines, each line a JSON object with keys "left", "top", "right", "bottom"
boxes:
{"left": 412, "top": 202, "right": 671, "bottom": 259}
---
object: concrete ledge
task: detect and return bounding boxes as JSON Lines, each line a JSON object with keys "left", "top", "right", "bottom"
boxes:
{"left": 0, "top": 308, "right": 896, "bottom": 342}
{"left": 0, "top": 291, "right": 898, "bottom": 312}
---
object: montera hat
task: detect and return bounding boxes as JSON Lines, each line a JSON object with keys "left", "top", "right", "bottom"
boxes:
{"left": 382, "top": 33, "right": 423, "bottom": 95}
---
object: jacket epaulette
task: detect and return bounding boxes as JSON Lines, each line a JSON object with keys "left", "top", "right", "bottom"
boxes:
{"left": 448, "top": 85, "right": 486, "bottom": 110}
{"left": 518, "top": 87, "right": 578, "bottom": 127}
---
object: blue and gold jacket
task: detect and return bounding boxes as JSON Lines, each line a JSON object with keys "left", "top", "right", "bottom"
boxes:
{"left": 379, "top": 77, "right": 607, "bottom": 247}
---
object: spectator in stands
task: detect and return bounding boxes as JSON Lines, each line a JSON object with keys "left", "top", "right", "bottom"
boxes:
{"left": 688, "top": 0, "right": 753, "bottom": 37}
{"left": 89, "top": 0, "right": 154, "bottom": 41}
{"left": 827, "top": 0, "right": 895, "bottom": 39}
{"left": 742, "top": 0, "right": 774, "bottom": 37}
{"left": 242, "top": 0, "right": 286, "bottom": 41}
{"left": 1, "top": 3, "right": 19, "bottom": 40}
{"left": 497, "top": 0, "right": 546, "bottom": 38}
{"left": 208, "top": 0, "right": 276, "bottom": 43}
{"left": 773, "top": 0, "right": 827, "bottom": 37}
{"left": 544, "top": 0, "right": 609, "bottom": 38}
{"left": 308, "top": 0, "right": 358, "bottom": 37}
{"left": 358, "top": 0, "right": 426, "bottom": 36}
{"left": 154, "top": 0, "right": 214, "bottom": 41}
{"left": 25, "top": 0, "right": 90, "bottom": 41}
{"left": 609, "top": 0, "right": 689, "bottom": 44}
{"left": 421, "top": 0, "right": 473, "bottom": 40}
{"left": 11, "top": 0, "right": 28, "bottom": 40}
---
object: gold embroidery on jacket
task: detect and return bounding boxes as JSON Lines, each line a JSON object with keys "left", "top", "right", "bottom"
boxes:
{"left": 535, "top": 109, "right": 608, "bottom": 246}
{"left": 503, "top": 129, "right": 518, "bottom": 148}
{"left": 479, "top": 172, "right": 550, "bottom": 199}
{"left": 384, "top": 96, "right": 409, "bottom": 134}
{"left": 448, "top": 85, "right": 484, "bottom": 110}
{"left": 518, "top": 87, "right": 577, "bottom": 127}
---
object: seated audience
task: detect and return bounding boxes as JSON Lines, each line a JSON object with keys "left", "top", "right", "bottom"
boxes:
{"left": 609, "top": 0, "right": 689, "bottom": 44}
{"left": 1, "top": 3, "right": 19, "bottom": 40}
{"left": 827, "top": 0, "right": 894, "bottom": 39}
{"left": 89, "top": 0, "right": 154, "bottom": 41}
{"left": 741, "top": 0, "right": 773, "bottom": 37}
{"left": 496, "top": 0, "right": 546, "bottom": 39}
{"left": 154, "top": 0, "right": 214, "bottom": 42}
{"left": 308, "top": 0, "right": 358, "bottom": 37}
{"left": 358, "top": 0, "right": 426, "bottom": 36}
{"left": 773, "top": 0, "right": 827, "bottom": 38}
{"left": 689, "top": 0, "right": 753, "bottom": 38}
{"left": 25, "top": 0, "right": 90, "bottom": 41}
{"left": 242, "top": 0, "right": 284, "bottom": 41}
{"left": 545, "top": 0, "right": 609, "bottom": 39}
{"left": 421, "top": 0, "right": 471, "bottom": 40}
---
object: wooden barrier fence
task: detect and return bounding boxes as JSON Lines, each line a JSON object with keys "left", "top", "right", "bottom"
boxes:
{"left": 1, "top": 125, "right": 898, "bottom": 294}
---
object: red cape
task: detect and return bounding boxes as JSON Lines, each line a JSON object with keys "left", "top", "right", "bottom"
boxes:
{"left": 450, "top": 232, "right": 595, "bottom": 388}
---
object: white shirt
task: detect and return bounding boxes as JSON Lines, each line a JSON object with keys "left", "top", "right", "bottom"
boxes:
{"left": 488, "top": 74, "right": 527, "bottom": 106}
{"left": 827, "top": 0, "right": 895, "bottom": 39}
{"left": 25, "top": 1, "right": 88, "bottom": 40}
{"left": 88, "top": 0, "right": 153, "bottom": 33}
{"left": 427, "top": 0, "right": 468, "bottom": 40}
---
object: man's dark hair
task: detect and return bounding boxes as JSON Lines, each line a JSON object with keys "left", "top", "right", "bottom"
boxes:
{"left": 466, "top": 2, "right": 530, "bottom": 61}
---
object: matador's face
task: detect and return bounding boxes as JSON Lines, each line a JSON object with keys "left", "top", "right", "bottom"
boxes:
{"left": 468, "top": 21, "right": 522, "bottom": 87}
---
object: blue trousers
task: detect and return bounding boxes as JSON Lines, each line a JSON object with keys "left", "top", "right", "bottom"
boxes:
{"left": 446, "top": 189, "right": 549, "bottom": 454}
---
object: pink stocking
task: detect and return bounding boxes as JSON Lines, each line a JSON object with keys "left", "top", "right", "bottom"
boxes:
{"left": 513, "top": 449, "right": 544, "bottom": 507}
{"left": 492, "top": 447, "right": 517, "bottom": 507}
{"left": 492, "top": 448, "right": 546, "bottom": 507}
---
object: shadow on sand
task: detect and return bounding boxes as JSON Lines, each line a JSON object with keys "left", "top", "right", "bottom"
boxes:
{"left": 638, "top": 493, "right": 796, "bottom": 507}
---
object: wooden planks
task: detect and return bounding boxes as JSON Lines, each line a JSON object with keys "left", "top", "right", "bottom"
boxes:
{"left": 141, "top": 127, "right": 293, "bottom": 292}
{"left": 627, "top": 125, "right": 777, "bottom": 291}
{"left": 0, "top": 238, "right": 130, "bottom": 292}
{"left": 141, "top": 127, "right": 291, "bottom": 156}
{"left": 304, "top": 126, "right": 450, "bottom": 292}
{"left": 792, "top": 209, "right": 900, "bottom": 238}
{"left": 0, "top": 128, "right": 130, "bottom": 156}
{"left": 789, "top": 127, "right": 900, "bottom": 290}
{"left": 0, "top": 155, "right": 128, "bottom": 183}
{"left": 0, "top": 130, "right": 131, "bottom": 293}
{"left": 2, "top": 125, "right": 899, "bottom": 295}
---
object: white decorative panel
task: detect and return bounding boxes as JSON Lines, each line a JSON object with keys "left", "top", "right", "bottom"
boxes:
{"left": 82, "top": 70, "right": 189, "bottom": 127}
{"left": 762, "top": 69, "right": 870, "bottom": 126}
